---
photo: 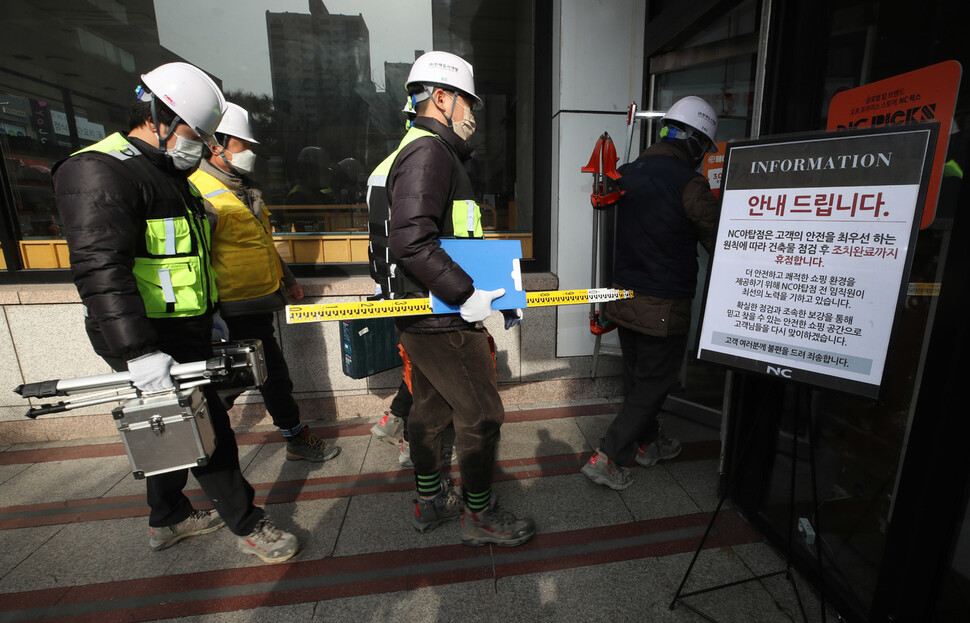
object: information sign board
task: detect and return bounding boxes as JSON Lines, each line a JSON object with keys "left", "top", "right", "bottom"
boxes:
{"left": 696, "top": 126, "right": 937, "bottom": 399}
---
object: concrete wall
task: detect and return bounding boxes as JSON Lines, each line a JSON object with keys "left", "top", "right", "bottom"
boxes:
{"left": 0, "top": 275, "right": 622, "bottom": 443}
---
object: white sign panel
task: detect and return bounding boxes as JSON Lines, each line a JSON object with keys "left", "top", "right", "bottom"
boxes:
{"left": 697, "top": 127, "right": 936, "bottom": 399}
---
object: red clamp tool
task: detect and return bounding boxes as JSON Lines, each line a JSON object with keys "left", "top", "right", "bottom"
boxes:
{"left": 582, "top": 132, "right": 624, "bottom": 209}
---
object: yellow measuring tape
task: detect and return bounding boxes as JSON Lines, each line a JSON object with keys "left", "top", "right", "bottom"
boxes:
{"left": 285, "top": 288, "right": 634, "bottom": 324}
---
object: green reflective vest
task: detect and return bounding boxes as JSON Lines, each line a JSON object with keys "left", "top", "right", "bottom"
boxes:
{"left": 72, "top": 133, "right": 218, "bottom": 317}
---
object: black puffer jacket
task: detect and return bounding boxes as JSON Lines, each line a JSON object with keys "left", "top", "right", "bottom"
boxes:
{"left": 387, "top": 117, "right": 477, "bottom": 333}
{"left": 51, "top": 136, "right": 212, "bottom": 361}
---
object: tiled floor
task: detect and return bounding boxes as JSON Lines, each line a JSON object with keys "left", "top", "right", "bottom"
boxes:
{"left": 0, "top": 401, "right": 833, "bottom": 622}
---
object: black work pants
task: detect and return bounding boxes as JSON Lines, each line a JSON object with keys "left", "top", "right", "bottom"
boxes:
{"left": 223, "top": 312, "right": 302, "bottom": 431}
{"left": 398, "top": 328, "right": 503, "bottom": 495}
{"left": 390, "top": 378, "right": 413, "bottom": 441}
{"left": 105, "top": 337, "right": 263, "bottom": 536}
{"left": 600, "top": 326, "right": 687, "bottom": 464}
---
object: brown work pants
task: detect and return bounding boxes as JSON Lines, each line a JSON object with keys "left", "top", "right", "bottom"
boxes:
{"left": 398, "top": 328, "right": 503, "bottom": 495}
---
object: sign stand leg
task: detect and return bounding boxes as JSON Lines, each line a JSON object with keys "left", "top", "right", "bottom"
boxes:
{"left": 668, "top": 397, "right": 827, "bottom": 623}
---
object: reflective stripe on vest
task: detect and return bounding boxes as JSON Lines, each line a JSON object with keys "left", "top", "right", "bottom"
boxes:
{"left": 189, "top": 168, "right": 282, "bottom": 302}
{"left": 77, "top": 133, "right": 214, "bottom": 318}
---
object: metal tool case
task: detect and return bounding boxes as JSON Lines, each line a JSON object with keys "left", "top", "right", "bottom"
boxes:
{"left": 213, "top": 339, "right": 268, "bottom": 388}
{"left": 113, "top": 386, "right": 216, "bottom": 479}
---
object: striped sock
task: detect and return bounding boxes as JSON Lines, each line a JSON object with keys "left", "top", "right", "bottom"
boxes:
{"left": 280, "top": 424, "right": 307, "bottom": 438}
{"left": 415, "top": 472, "right": 442, "bottom": 499}
{"left": 464, "top": 488, "right": 491, "bottom": 513}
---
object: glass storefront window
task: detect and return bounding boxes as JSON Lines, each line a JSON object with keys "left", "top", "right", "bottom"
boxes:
{"left": 0, "top": 0, "right": 535, "bottom": 271}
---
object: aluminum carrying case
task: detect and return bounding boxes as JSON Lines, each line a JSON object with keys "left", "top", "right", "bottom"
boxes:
{"left": 213, "top": 339, "right": 268, "bottom": 388}
{"left": 112, "top": 386, "right": 216, "bottom": 479}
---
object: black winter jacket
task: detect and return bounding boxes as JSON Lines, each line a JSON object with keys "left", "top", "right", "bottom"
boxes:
{"left": 387, "top": 117, "right": 477, "bottom": 333}
{"left": 51, "top": 136, "right": 213, "bottom": 362}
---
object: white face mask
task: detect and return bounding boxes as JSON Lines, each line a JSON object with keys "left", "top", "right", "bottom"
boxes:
{"left": 227, "top": 149, "right": 256, "bottom": 175}
{"left": 454, "top": 107, "right": 476, "bottom": 141}
{"left": 446, "top": 94, "right": 476, "bottom": 141}
{"left": 168, "top": 133, "right": 204, "bottom": 170}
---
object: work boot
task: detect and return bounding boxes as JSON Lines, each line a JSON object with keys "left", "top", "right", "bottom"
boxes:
{"left": 581, "top": 449, "right": 633, "bottom": 490}
{"left": 411, "top": 483, "right": 464, "bottom": 533}
{"left": 149, "top": 509, "right": 225, "bottom": 551}
{"left": 237, "top": 518, "right": 300, "bottom": 563}
{"left": 286, "top": 427, "right": 341, "bottom": 462}
{"left": 635, "top": 428, "right": 682, "bottom": 468}
{"left": 370, "top": 411, "right": 404, "bottom": 445}
{"left": 461, "top": 502, "right": 536, "bottom": 547}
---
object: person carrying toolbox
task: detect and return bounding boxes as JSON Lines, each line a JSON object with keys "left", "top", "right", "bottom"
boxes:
{"left": 51, "top": 63, "right": 299, "bottom": 563}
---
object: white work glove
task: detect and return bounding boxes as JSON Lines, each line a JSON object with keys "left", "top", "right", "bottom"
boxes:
{"left": 211, "top": 311, "right": 230, "bottom": 342}
{"left": 502, "top": 308, "right": 523, "bottom": 330}
{"left": 128, "top": 351, "right": 176, "bottom": 393}
{"left": 459, "top": 288, "right": 505, "bottom": 323}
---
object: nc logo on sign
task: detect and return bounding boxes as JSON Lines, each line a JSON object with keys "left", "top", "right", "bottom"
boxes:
{"left": 766, "top": 365, "right": 792, "bottom": 378}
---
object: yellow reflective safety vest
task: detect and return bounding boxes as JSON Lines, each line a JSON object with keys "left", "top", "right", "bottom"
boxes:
{"left": 189, "top": 168, "right": 283, "bottom": 302}
{"left": 72, "top": 133, "right": 217, "bottom": 318}
{"left": 366, "top": 126, "right": 483, "bottom": 296}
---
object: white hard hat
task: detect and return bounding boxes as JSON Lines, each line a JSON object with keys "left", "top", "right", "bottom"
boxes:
{"left": 663, "top": 96, "right": 718, "bottom": 146}
{"left": 216, "top": 102, "right": 259, "bottom": 144}
{"left": 405, "top": 51, "right": 482, "bottom": 109}
{"left": 139, "top": 62, "right": 227, "bottom": 142}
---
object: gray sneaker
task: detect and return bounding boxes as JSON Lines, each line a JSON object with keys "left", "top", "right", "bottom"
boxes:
{"left": 635, "top": 430, "right": 682, "bottom": 468}
{"left": 400, "top": 440, "right": 456, "bottom": 469}
{"left": 461, "top": 502, "right": 536, "bottom": 547}
{"left": 399, "top": 439, "right": 414, "bottom": 468}
{"left": 581, "top": 450, "right": 633, "bottom": 490}
{"left": 286, "top": 428, "right": 341, "bottom": 463}
{"left": 370, "top": 411, "right": 404, "bottom": 445}
{"left": 149, "top": 509, "right": 225, "bottom": 551}
{"left": 411, "top": 484, "right": 464, "bottom": 533}
{"left": 238, "top": 518, "right": 300, "bottom": 563}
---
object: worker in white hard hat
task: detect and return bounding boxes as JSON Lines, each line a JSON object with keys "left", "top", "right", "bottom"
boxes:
{"left": 366, "top": 50, "right": 535, "bottom": 547}
{"left": 581, "top": 95, "right": 720, "bottom": 490}
{"left": 51, "top": 63, "right": 299, "bottom": 563}
{"left": 189, "top": 102, "right": 341, "bottom": 465}
{"left": 369, "top": 97, "right": 457, "bottom": 470}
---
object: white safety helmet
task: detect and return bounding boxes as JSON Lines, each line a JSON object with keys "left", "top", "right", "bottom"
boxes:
{"left": 405, "top": 51, "right": 482, "bottom": 109}
{"left": 138, "top": 62, "right": 227, "bottom": 144}
{"left": 216, "top": 102, "right": 259, "bottom": 144}
{"left": 662, "top": 96, "right": 719, "bottom": 148}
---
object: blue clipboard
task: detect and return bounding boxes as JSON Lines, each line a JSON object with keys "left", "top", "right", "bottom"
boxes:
{"left": 431, "top": 239, "right": 526, "bottom": 313}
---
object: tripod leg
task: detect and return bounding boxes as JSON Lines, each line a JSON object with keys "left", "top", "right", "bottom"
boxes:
{"left": 669, "top": 398, "right": 765, "bottom": 610}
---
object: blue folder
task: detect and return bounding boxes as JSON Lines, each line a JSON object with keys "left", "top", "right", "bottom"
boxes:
{"left": 431, "top": 239, "right": 527, "bottom": 313}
